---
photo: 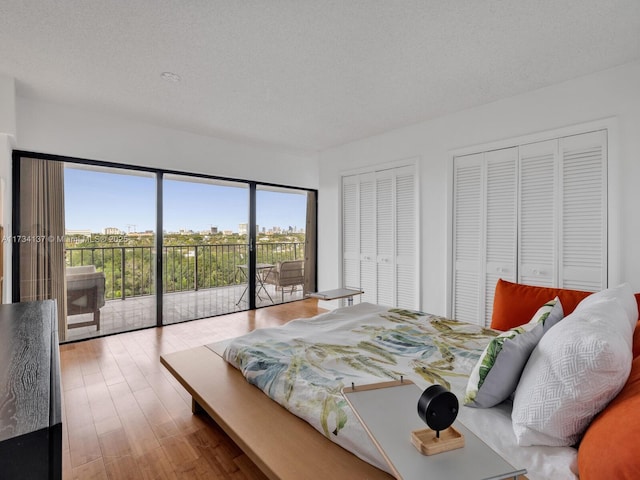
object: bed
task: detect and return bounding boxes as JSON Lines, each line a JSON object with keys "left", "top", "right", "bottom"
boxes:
{"left": 161, "top": 282, "right": 640, "bottom": 480}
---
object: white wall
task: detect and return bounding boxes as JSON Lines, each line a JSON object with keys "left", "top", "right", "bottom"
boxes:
{"left": 15, "top": 97, "right": 319, "bottom": 188}
{"left": 0, "top": 76, "right": 16, "bottom": 140}
{"left": 0, "top": 75, "right": 16, "bottom": 302}
{"left": 318, "top": 60, "right": 640, "bottom": 317}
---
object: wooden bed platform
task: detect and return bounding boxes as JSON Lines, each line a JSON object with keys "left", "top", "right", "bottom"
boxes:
{"left": 160, "top": 345, "right": 392, "bottom": 480}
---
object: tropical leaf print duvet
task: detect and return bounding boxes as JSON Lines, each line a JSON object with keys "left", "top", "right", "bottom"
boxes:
{"left": 221, "top": 302, "right": 497, "bottom": 471}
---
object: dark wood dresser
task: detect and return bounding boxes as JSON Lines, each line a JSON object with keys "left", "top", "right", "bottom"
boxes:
{"left": 0, "top": 300, "right": 62, "bottom": 480}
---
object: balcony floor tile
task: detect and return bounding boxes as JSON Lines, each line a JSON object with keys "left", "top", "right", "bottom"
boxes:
{"left": 64, "top": 284, "right": 304, "bottom": 342}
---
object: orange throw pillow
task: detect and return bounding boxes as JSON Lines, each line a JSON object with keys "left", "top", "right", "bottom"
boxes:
{"left": 635, "top": 294, "right": 640, "bottom": 357}
{"left": 490, "top": 279, "right": 592, "bottom": 331}
{"left": 578, "top": 356, "right": 640, "bottom": 479}
{"left": 634, "top": 319, "right": 640, "bottom": 359}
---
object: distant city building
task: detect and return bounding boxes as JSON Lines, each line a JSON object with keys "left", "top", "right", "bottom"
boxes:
{"left": 65, "top": 229, "right": 92, "bottom": 238}
{"left": 222, "top": 230, "right": 233, "bottom": 236}
{"left": 128, "top": 230, "right": 154, "bottom": 237}
{"left": 238, "top": 223, "right": 258, "bottom": 235}
{"left": 103, "top": 227, "right": 121, "bottom": 235}
{"left": 210, "top": 226, "right": 218, "bottom": 234}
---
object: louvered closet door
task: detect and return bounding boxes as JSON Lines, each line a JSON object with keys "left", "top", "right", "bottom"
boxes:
{"left": 376, "top": 169, "right": 394, "bottom": 306}
{"left": 452, "top": 128, "right": 608, "bottom": 328}
{"left": 359, "top": 172, "right": 378, "bottom": 303}
{"left": 342, "top": 165, "right": 419, "bottom": 308}
{"left": 559, "top": 130, "right": 607, "bottom": 291}
{"left": 518, "top": 140, "right": 557, "bottom": 287}
{"left": 395, "top": 165, "right": 418, "bottom": 310}
{"left": 453, "top": 154, "right": 483, "bottom": 324}
{"left": 342, "top": 175, "right": 360, "bottom": 291}
{"left": 484, "top": 148, "right": 517, "bottom": 326}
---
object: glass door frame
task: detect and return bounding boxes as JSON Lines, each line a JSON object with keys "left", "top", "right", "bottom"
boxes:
{"left": 156, "top": 172, "right": 163, "bottom": 326}
{"left": 247, "top": 182, "right": 258, "bottom": 310}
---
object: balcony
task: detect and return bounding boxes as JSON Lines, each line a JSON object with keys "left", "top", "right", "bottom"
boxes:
{"left": 64, "top": 242, "right": 305, "bottom": 342}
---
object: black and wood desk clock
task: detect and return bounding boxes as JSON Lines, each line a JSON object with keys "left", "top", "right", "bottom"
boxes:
{"left": 411, "top": 384, "right": 465, "bottom": 455}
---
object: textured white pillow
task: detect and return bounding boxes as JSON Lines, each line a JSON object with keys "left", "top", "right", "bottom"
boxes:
{"left": 512, "top": 284, "right": 636, "bottom": 446}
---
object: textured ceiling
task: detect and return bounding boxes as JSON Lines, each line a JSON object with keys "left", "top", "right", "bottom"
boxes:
{"left": 1, "top": 1, "right": 639, "bottom": 152}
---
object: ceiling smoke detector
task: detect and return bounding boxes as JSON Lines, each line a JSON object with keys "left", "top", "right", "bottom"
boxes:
{"left": 160, "top": 71, "right": 181, "bottom": 83}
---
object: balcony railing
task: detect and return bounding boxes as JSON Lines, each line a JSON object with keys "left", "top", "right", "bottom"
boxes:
{"left": 66, "top": 242, "right": 304, "bottom": 301}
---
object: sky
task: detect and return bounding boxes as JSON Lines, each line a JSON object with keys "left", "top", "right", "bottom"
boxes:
{"left": 64, "top": 167, "right": 307, "bottom": 233}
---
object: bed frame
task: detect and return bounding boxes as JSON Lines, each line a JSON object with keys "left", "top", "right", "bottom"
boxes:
{"left": 160, "top": 345, "right": 392, "bottom": 480}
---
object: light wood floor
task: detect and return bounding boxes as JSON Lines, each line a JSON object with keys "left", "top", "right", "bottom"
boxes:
{"left": 60, "top": 298, "right": 325, "bottom": 480}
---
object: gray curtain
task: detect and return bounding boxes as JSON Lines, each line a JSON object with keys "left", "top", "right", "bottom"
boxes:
{"left": 303, "top": 190, "right": 317, "bottom": 295}
{"left": 19, "top": 157, "right": 67, "bottom": 341}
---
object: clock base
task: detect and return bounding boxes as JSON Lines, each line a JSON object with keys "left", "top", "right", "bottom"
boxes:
{"left": 411, "top": 426, "right": 465, "bottom": 455}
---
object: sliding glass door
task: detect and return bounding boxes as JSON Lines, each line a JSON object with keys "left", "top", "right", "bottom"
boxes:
{"left": 255, "top": 186, "right": 313, "bottom": 306}
{"left": 63, "top": 164, "right": 158, "bottom": 341}
{"left": 16, "top": 158, "right": 157, "bottom": 342}
{"left": 162, "top": 175, "right": 249, "bottom": 324}
{"left": 14, "top": 151, "right": 316, "bottom": 342}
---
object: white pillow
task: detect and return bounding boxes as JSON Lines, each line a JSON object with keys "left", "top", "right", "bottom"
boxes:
{"left": 575, "top": 282, "right": 638, "bottom": 331}
{"left": 511, "top": 284, "right": 636, "bottom": 446}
